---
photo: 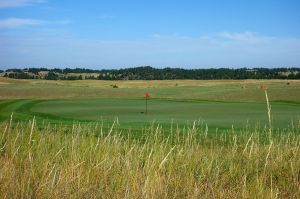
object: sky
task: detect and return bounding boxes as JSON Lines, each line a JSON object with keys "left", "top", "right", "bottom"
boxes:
{"left": 0, "top": 0, "right": 300, "bottom": 69}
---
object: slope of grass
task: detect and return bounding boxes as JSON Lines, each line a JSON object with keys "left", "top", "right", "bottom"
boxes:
{"left": 0, "top": 98, "right": 299, "bottom": 130}
{"left": 0, "top": 78, "right": 299, "bottom": 133}
{"left": 30, "top": 98, "right": 300, "bottom": 128}
{"left": 0, "top": 120, "right": 300, "bottom": 198}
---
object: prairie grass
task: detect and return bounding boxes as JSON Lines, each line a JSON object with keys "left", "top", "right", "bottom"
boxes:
{"left": 1, "top": 119, "right": 300, "bottom": 198}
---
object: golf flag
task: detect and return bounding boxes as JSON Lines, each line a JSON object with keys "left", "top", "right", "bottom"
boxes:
{"left": 145, "top": 92, "right": 150, "bottom": 98}
{"left": 145, "top": 92, "right": 150, "bottom": 114}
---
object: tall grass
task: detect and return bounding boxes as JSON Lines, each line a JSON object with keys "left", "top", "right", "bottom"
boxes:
{"left": 0, "top": 119, "right": 300, "bottom": 198}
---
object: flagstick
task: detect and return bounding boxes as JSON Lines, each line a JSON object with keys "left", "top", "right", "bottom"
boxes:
{"left": 145, "top": 96, "right": 148, "bottom": 114}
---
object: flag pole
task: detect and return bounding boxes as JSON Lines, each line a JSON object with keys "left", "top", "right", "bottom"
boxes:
{"left": 145, "top": 92, "right": 149, "bottom": 114}
{"left": 146, "top": 96, "right": 148, "bottom": 114}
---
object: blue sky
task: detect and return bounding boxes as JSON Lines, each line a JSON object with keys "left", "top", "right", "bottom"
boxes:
{"left": 0, "top": 0, "right": 300, "bottom": 68}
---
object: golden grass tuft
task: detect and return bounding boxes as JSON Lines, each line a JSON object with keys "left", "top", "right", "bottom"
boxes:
{"left": 0, "top": 120, "right": 300, "bottom": 198}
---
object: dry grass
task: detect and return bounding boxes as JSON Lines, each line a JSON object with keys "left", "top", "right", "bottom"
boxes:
{"left": 1, "top": 119, "right": 300, "bottom": 198}
{"left": 1, "top": 77, "right": 299, "bottom": 88}
{"left": 1, "top": 78, "right": 300, "bottom": 102}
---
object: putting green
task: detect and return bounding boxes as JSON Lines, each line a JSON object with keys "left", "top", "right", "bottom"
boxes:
{"left": 2, "top": 98, "right": 295, "bottom": 129}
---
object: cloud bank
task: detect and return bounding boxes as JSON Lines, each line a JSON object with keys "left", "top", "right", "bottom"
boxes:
{"left": 1, "top": 32, "right": 299, "bottom": 68}
{"left": 0, "top": 18, "right": 71, "bottom": 28}
{"left": 0, "top": 0, "right": 45, "bottom": 8}
{"left": 0, "top": 18, "right": 44, "bottom": 28}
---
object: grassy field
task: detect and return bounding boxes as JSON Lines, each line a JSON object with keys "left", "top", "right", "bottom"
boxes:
{"left": 1, "top": 119, "right": 300, "bottom": 198}
{"left": 0, "top": 98, "right": 299, "bottom": 131}
{"left": 1, "top": 78, "right": 300, "bottom": 198}
{"left": 0, "top": 78, "right": 300, "bottom": 130}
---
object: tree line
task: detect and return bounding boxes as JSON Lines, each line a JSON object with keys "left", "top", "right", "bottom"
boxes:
{"left": 1, "top": 66, "right": 300, "bottom": 80}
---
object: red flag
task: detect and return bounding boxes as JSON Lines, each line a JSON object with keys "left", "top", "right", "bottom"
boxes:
{"left": 145, "top": 92, "right": 150, "bottom": 98}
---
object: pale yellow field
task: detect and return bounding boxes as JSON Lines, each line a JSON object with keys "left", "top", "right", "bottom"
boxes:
{"left": 1, "top": 78, "right": 300, "bottom": 103}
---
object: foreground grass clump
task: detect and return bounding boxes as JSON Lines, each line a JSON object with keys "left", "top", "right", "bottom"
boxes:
{"left": 0, "top": 120, "right": 300, "bottom": 198}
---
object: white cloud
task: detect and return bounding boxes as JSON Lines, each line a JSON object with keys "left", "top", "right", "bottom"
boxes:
{"left": 217, "top": 32, "right": 274, "bottom": 44}
{"left": 1, "top": 31, "right": 299, "bottom": 67}
{"left": 0, "top": 18, "right": 71, "bottom": 28}
{"left": 0, "top": 18, "right": 45, "bottom": 28}
{"left": 151, "top": 32, "right": 276, "bottom": 46}
{"left": 0, "top": 0, "right": 45, "bottom": 8}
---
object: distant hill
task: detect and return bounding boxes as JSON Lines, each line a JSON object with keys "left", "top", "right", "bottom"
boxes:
{"left": 1, "top": 66, "right": 300, "bottom": 80}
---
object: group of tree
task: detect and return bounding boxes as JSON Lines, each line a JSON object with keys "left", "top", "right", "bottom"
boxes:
{"left": 44, "top": 72, "right": 83, "bottom": 80}
{"left": 1, "top": 66, "right": 300, "bottom": 80}
{"left": 4, "top": 71, "right": 36, "bottom": 79}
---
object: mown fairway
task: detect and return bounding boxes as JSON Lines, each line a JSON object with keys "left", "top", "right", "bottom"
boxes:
{"left": 0, "top": 78, "right": 299, "bottom": 130}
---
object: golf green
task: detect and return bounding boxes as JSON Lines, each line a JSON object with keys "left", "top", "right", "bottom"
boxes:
{"left": 4, "top": 98, "right": 296, "bottom": 129}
